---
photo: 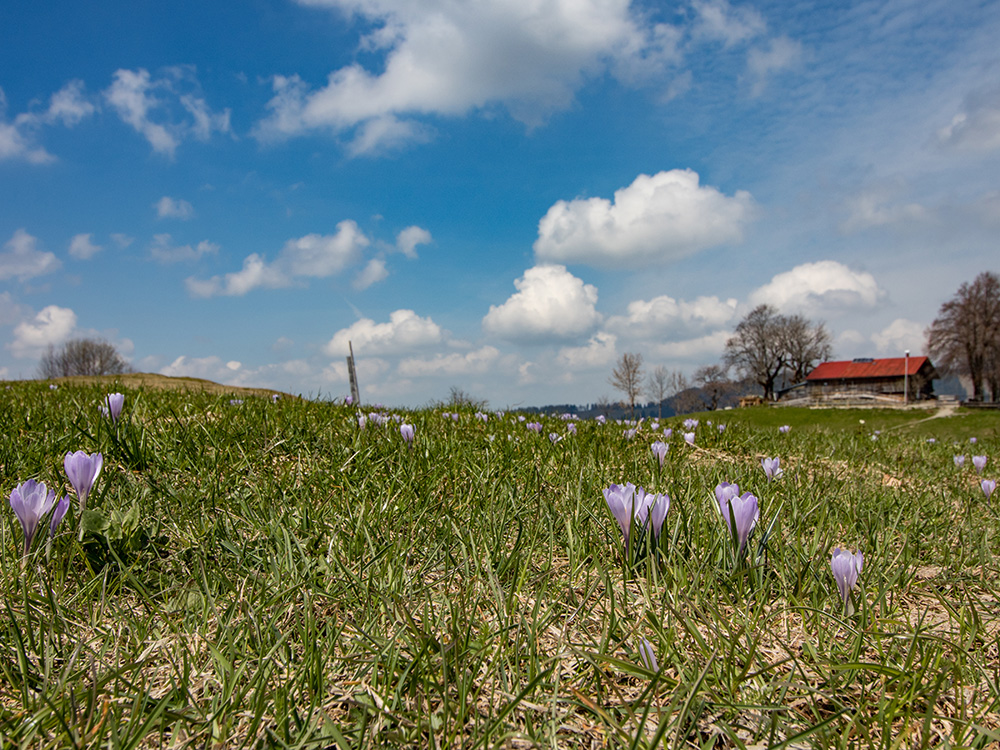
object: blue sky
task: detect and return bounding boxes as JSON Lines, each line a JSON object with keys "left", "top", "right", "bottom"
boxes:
{"left": 1, "top": 0, "right": 998, "bottom": 407}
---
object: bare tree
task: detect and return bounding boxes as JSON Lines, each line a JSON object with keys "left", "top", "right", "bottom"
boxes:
{"left": 38, "top": 338, "right": 132, "bottom": 379}
{"left": 609, "top": 352, "right": 644, "bottom": 418}
{"left": 927, "top": 271, "right": 1000, "bottom": 402}
{"left": 646, "top": 365, "right": 686, "bottom": 419}
{"left": 724, "top": 305, "right": 788, "bottom": 401}
{"left": 693, "top": 364, "right": 733, "bottom": 410}
{"left": 782, "top": 314, "right": 833, "bottom": 382}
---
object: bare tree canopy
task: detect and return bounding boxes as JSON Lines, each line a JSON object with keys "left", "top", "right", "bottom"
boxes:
{"left": 724, "top": 305, "right": 832, "bottom": 401}
{"left": 693, "top": 364, "right": 734, "bottom": 410}
{"left": 38, "top": 338, "right": 132, "bottom": 379}
{"left": 646, "top": 365, "right": 686, "bottom": 419}
{"left": 927, "top": 271, "right": 1000, "bottom": 402}
{"left": 609, "top": 352, "right": 644, "bottom": 418}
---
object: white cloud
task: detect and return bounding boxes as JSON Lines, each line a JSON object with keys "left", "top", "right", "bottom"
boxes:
{"left": 324, "top": 309, "right": 443, "bottom": 356}
{"left": 111, "top": 233, "right": 134, "bottom": 248}
{"left": 0, "top": 81, "right": 95, "bottom": 164}
{"left": 9, "top": 305, "right": 77, "bottom": 358}
{"left": 186, "top": 220, "right": 369, "bottom": 297}
{"left": 43, "top": 80, "right": 97, "bottom": 126}
{"left": 396, "top": 225, "right": 432, "bottom": 258}
{"left": 870, "top": 318, "right": 926, "bottom": 355}
{"left": 533, "top": 170, "right": 754, "bottom": 268}
{"left": 482, "top": 264, "right": 601, "bottom": 343}
{"left": 746, "top": 36, "right": 803, "bottom": 96}
{"left": 647, "top": 329, "right": 730, "bottom": 360}
{"left": 555, "top": 331, "right": 618, "bottom": 370}
{"left": 606, "top": 294, "right": 739, "bottom": 338}
{"left": 104, "top": 67, "right": 230, "bottom": 157}
{"left": 938, "top": 84, "right": 1000, "bottom": 152}
{"left": 0, "top": 229, "right": 61, "bottom": 281}
{"left": 353, "top": 258, "right": 388, "bottom": 290}
{"left": 749, "top": 260, "right": 885, "bottom": 314}
{"left": 0, "top": 291, "right": 26, "bottom": 326}
{"left": 68, "top": 233, "right": 102, "bottom": 260}
{"left": 150, "top": 234, "right": 219, "bottom": 264}
{"left": 155, "top": 196, "right": 195, "bottom": 220}
{"left": 255, "top": 0, "right": 681, "bottom": 153}
{"left": 840, "top": 184, "right": 927, "bottom": 233}
{"left": 692, "top": 0, "right": 765, "bottom": 46}
{"left": 160, "top": 354, "right": 240, "bottom": 381}
{"left": 398, "top": 345, "right": 500, "bottom": 377}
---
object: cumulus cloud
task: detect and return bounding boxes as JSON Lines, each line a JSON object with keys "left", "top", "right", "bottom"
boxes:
{"left": 749, "top": 260, "right": 884, "bottom": 313}
{"left": 155, "top": 196, "right": 195, "bottom": 220}
{"left": 160, "top": 354, "right": 242, "bottom": 381}
{"left": 353, "top": 258, "right": 388, "bottom": 290}
{"left": 186, "top": 220, "right": 369, "bottom": 297}
{"left": 0, "top": 81, "right": 96, "bottom": 164}
{"left": 255, "top": 0, "right": 682, "bottom": 153}
{"left": 482, "top": 264, "right": 601, "bottom": 343}
{"left": 534, "top": 170, "right": 754, "bottom": 268}
{"left": 555, "top": 331, "right": 618, "bottom": 370}
{"left": 68, "top": 233, "right": 102, "bottom": 260}
{"left": 0, "top": 291, "right": 26, "bottom": 326}
{"left": 398, "top": 345, "right": 501, "bottom": 377}
{"left": 0, "top": 229, "right": 61, "bottom": 281}
{"left": 647, "top": 329, "right": 730, "bottom": 360}
{"left": 9, "top": 305, "right": 77, "bottom": 358}
{"left": 104, "top": 67, "right": 231, "bottom": 157}
{"left": 111, "top": 233, "right": 134, "bottom": 248}
{"left": 606, "top": 294, "right": 739, "bottom": 339}
{"left": 870, "top": 318, "right": 925, "bottom": 355}
{"left": 938, "top": 84, "right": 1000, "bottom": 152}
{"left": 150, "top": 234, "right": 219, "bottom": 264}
{"left": 324, "top": 309, "right": 443, "bottom": 356}
{"left": 396, "top": 226, "right": 432, "bottom": 258}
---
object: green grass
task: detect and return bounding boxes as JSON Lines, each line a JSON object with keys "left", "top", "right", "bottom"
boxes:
{"left": 1, "top": 381, "right": 999, "bottom": 748}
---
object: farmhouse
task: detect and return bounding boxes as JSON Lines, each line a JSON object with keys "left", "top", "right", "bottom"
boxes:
{"left": 799, "top": 356, "right": 939, "bottom": 404}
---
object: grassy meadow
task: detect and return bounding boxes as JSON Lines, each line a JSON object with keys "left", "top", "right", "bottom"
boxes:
{"left": 1, "top": 378, "right": 999, "bottom": 748}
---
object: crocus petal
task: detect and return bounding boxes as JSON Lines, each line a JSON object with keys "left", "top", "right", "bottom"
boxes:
{"left": 64, "top": 451, "right": 103, "bottom": 511}
{"left": 9, "top": 480, "right": 57, "bottom": 555}
{"left": 831, "top": 547, "right": 864, "bottom": 607}
{"left": 983, "top": 479, "right": 997, "bottom": 500}
{"left": 49, "top": 495, "right": 70, "bottom": 537}
{"left": 638, "top": 638, "right": 659, "bottom": 672}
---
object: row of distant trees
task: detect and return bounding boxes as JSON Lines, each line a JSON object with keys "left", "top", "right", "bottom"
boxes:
{"left": 609, "top": 304, "right": 831, "bottom": 415}
{"left": 609, "top": 270, "right": 1000, "bottom": 413}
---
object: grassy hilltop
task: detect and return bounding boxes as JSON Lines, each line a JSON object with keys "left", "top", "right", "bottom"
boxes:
{"left": 1, "top": 377, "right": 999, "bottom": 748}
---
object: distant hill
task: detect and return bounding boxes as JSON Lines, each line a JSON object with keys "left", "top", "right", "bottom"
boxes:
{"left": 34, "top": 372, "right": 289, "bottom": 399}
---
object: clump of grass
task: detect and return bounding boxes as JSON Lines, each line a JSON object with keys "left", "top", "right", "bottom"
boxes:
{"left": 1, "top": 383, "right": 999, "bottom": 747}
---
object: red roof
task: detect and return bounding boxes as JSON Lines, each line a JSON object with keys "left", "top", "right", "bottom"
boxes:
{"left": 806, "top": 356, "right": 930, "bottom": 381}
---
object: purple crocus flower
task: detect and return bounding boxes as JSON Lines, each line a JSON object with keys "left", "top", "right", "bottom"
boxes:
{"left": 357, "top": 414, "right": 367, "bottom": 429}
{"left": 831, "top": 548, "right": 864, "bottom": 608}
{"left": 400, "top": 423, "right": 415, "bottom": 448}
{"left": 762, "top": 457, "right": 783, "bottom": 481}
{"left": 596, "top": 415, "right": 606, "bottom": 425}
{"left": 683, "top": 432, "right": 695, "bottom": 446}
{"left": 779, "top": 425, "right": 790, "bottom": 434}
{"left": 603, "top": 482, "right": 637, "bottom": 550}
{"left": 718, "top": 424, "right": 726, "bottom": 433}
{"left": 64, "top": 451, "right": 103, "bottom": 513}
{"left": 983, "top": 479, "right": 997, "bottom": 500}
{"left": 548, "top": 432, "right": 562, "bottom": 444}
{"left": 638, "top": 638, "right": 659, "bottom": 673}
{"left": 567, "top": 423, "right": 577, "bottom": 435}
{"left": 683, "top": 418, "right": 699, "bottom": 430}
{"left": 971, "top": 437, "right": 978, "bottom": 444}
{"left": 715, "top": 482, "right": 740, "bottom": 513}
{"left": 50, "top": 495, "right": 70, "bottom": 537}
{"left": 663, "top": 428, "right": 672, "bottom": 439}
{"left": 101, "top": 392, "right": 125, "bottom": 422}
{"left": 651, "top": 441, "right": 668, "bottom": 467}
{"left": 526, "top": 422, "right": 543, "bottom": 433}
{"left": 623, "top": 428, "right": 637, "bottom": 439}
{"left": 973, "top": 456, "right": 988, "bottom": 474}
{"left": 718, "top": 488, "right": 758, "bottom": 555}
{"left": 954, "top": 455, "right": 966, "bottom": 468}
{"left": 634, "top": 489, "right": 670, "bottom": 541}
{"left": 9, "top": 480, "right": 57, "bottom": 555}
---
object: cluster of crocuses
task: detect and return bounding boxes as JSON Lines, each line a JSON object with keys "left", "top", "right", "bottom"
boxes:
{"left": 8, "top": 450, "right": 103, "bottom": 557}
{"left": 955, "top": 454, "right": 995, "bottom": 499}
{"left": 603, "top": 482, "right": 670, "bottom": 561}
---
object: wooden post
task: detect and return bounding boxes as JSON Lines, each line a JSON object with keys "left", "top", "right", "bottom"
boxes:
{"left": 347, "top": 341, "right": 360, "bottom": 405}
